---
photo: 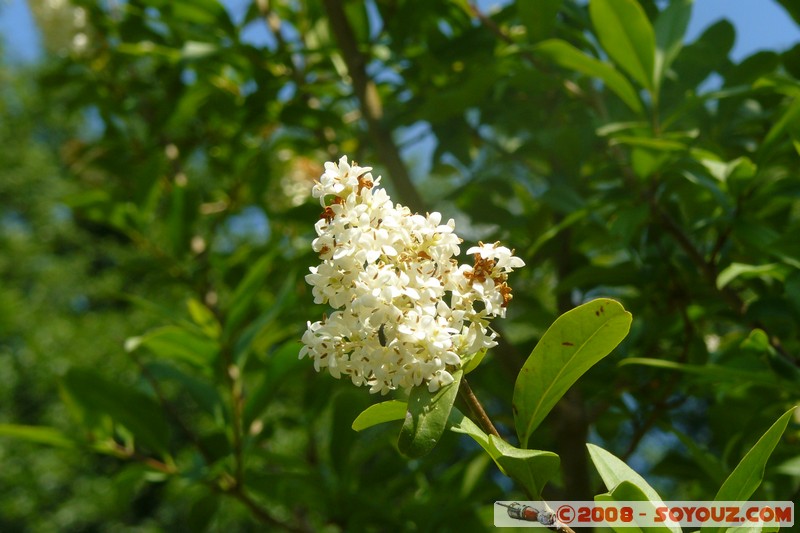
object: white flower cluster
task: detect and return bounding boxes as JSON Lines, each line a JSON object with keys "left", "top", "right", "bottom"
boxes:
{"left": 300, "top": 156, "right": 524, "bottom": 394}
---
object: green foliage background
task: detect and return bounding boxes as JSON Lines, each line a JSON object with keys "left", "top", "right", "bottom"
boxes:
{"left": 1, "top": 0, "right": 799, "bottom": 531}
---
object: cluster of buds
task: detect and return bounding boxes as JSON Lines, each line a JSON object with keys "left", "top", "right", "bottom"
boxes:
{"left": 300, "top": 157, "right": 524, "bottom": 394}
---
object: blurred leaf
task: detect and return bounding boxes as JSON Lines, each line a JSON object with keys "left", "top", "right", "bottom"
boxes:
{"left": 188, "top": 491, "right": 220, "bottom": 532}
{"left": 225, "top": 253, "right": 277, "bottom": 337}
{"left": 187, "top": 298, "right": 221, "bottom": 339}
{"left": 398, "top": 370, "right": 463, "bottom": 458}
{"left": 701, "top": 407, "right": 795, "bottom": 533}
{"left": 243, "top": 341, "right": 308, "bottom": 427}
{"left": 534, "top": 39, "right": 644, "bottom": 114}
{"left": 760, "top": 96, "right": 800, "bottom": 161}
{"left": 774, "top": 0, "right": 800, "bottom": 26}
{"left": 0, "top": 424, "right": 75, "bottom": 448}
{"left": 514, "top": 299, "right": 632, "bottom": 447}
{"left": 716, "top": 262, "right": 785, "bottom": 290}
{"left": 61, "top": 368, "right": 171, "bottom": 455}
{"left": 654, "top": 0, "right": 693, "bottom": 86}
{"left": 352, "top": 400, "right": 407, "bottom": 431}
{"left": 125, "top": 326, "right": 219, "bottom": 370}
{"left": 587, "top": 444, "right": 681, "bottom": 533}
{"left": 619, "top": 358, "right": 780, "bottom": 387}
{"left": 487, "top": 435, "right": 560, "bottom": 499}
{"left": 519, "top": 0, "right": 561, "bottom": 42}
{"left": 590, "top": 0, "right": 656, "bottom": 91}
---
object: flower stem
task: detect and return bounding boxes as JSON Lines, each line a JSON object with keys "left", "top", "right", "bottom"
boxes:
{"left": 459, "top": 377, "right": 501, "bottom": 438}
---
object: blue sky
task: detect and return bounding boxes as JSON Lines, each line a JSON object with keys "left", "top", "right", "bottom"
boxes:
{"left": 1, "top": 0, "right": 798, "bottom": 65}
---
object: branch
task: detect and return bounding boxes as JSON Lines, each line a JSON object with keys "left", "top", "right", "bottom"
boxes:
{"left": 459, "top": 377, "right": 501, "bottom": 438}
{"left": 321, "top": 0, "right": 426, "bottom": 212}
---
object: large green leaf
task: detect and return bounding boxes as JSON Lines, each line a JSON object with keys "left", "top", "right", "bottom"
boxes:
{"left": 398, "top": 370, "right": 462, "bottom": 458}
{"left": 61, "top": 368, "right": 171, "bottom": 455}
{"left": 590, "top": 0, "right": 656, "bottom": 91}
{"left": 514, "top": 299, "right": 632, "bottom": 447}
{"left": 587, "top": 444, "right": 681, "bottom": 533}
{"left": 701, "top": 407, "right": 796, "bottom": 533}
{"left": 487, "top": 436, "right": 560, "bottom": 499}
{"left": 653, "top": 0, "right": 693, "bottom": 87}
{"left": 534, "top": 39, "right": 644, "bottom": 114}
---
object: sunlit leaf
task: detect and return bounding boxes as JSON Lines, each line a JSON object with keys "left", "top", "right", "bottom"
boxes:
{"left": 398, "top": 370, "right": 463, "bottom": 458}
{"left": 514, "top": 299, "right": 632, "bottom": 447}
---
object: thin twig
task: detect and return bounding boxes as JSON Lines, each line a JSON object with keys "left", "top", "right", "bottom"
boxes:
{"left": 459, "top": 377, "right": 501, "bottom": 438}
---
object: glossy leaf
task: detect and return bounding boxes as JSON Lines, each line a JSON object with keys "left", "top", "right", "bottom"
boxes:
{"left": 398, "top": 370, "right": 462, "bottom": 458}
{"left": 587, "top": 444, "right": 681, "bottom": 533}
{"left": 514, "top": 299, "right": 632, "bottom": 447}
{"left": 590, "top": 0, "right": 656, "bottom": 90}
{"left": 352, "top": 400, "right": 407, "bottom": 431}
{"left": 701, "top": 407, "right": 796, "bottom": 533}
{"left": 534, "top": 39, "right": 644, "bottom": 114}
{"left": 488, "top": 435, "right": 560, "bottom": 499}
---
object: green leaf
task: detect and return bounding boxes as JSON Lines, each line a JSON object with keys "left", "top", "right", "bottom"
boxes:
{"left": 187, "top": 298, "right": 221, "bottom": 339}
{"left": 125, "top": 325, "right": 219, "bottom": 370}
{"left": 619, "top": 358, "right": 780, "bottom": 387}
{"left": 352, "top": 400, "right": 407, "bottom": 431}
{"left": 61, "top": 367, "right": 171, "bottom": 455}
{"left": 653, "top": 0, "right": 693, "bottom": 87}
{"left": 716, "top": 262, "right": 786, "bottom": 289}
{"left": 590, "top": 0, "right": 656, "bottom": 91}
{"left": 610, "top": 135, "right": 687, "bottom": 151}
{"left": 448, "top": 407, "right": 500, "bottom": 468}
{"left": 701, "top": 407, "right": 796, "bottom": 533}
{"left": 519, "top": 0, "right": 561, "bottom": 42}
{"left": 488, "top": 435, "right": 560, "bottom": 499}
{"left": 760, "top": 96, "right": 800, "bottom": 161}
{"left": 534, "top": 39, "right": 644, "bottom": 114}
{"left": 595, "top": 481, "right": 674, "bottom": 533}
{"left": 775, "top": 0, "right": 800, "bottom": 27}
{"left": 461, "top": 347, "right": 488, "bottom": 375}
{"left": 225, "top": 253, "right": 276, "bottom": 337}
{"left": 587, "top": 443, "right": 681, "bottom": 533}
{"left": 514, "top": 299, "right": 632, "bottom": 447}
{"left": 398, "top": 370, "right": 463, "bottom": 458}
{"left": 0, "top": 424, "right": 76, "bottom": 448}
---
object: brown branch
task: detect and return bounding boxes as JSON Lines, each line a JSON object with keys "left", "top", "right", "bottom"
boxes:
{"left": 459, "top": 377, "right": 501, "bottom": 438}
{"left": 321, "top": 0, "right": 426, "bottom": 212}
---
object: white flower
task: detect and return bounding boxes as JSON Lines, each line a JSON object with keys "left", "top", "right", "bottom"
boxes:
{"left": 300, "top": 156, "right": 524, "bottom": 394}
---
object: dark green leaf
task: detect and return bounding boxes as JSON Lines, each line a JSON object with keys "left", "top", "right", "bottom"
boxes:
{"left": 61, "top": 368, "right": 171, "bottom": 455}
{"left": 514, "top": 299, "right": 632, "bottom": 447}
{"left": 653, "top": 0, "right": 693, "bottom": 87}
{"left": 519, "top": 0, "right": 561, "bottom": 42}
{"left": 398, "top": 370, "right": 463, "bottom": 458}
